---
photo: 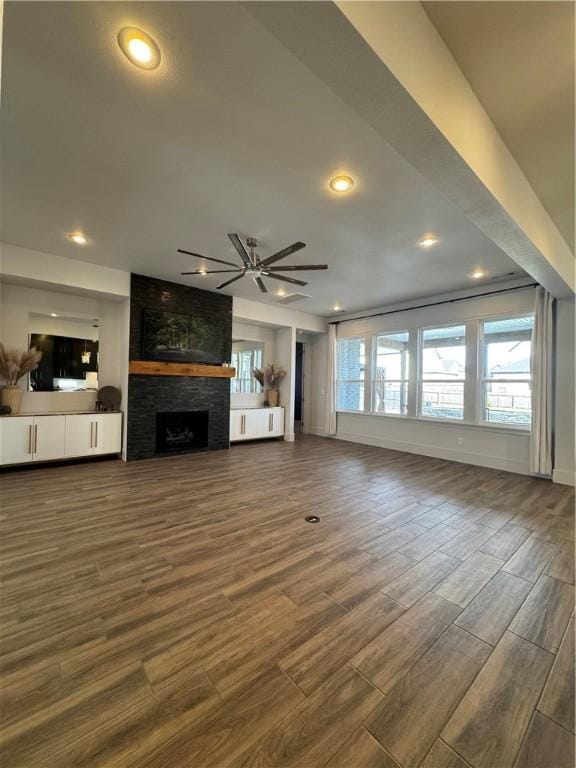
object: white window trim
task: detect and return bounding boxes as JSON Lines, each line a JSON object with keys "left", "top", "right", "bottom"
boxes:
{"left": 335, "top": 312, "right": 534, "bottom": 430}
{"left": 336, "top": 336, "right": 367, "bottom": 413}
{"left": 418, "top": 323, "right": 467, "bottom": 421}
{"left": 372, "top": 330, "right": 410, "bottom": 416}
{"left": 477, "top": 313, "right": 534, "bottom": 428}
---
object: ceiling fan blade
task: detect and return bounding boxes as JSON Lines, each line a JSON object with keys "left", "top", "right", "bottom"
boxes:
{"left": 264, "top": 273, "right": 308, "bottom": 287}
{"left": 254, "top": 276, "right": 268, "bottom": 294}
{"left": 259, "top": 241, "right": 306, "bottom": 267}
{"left": 227, "top": 233, "right": 253, "bottom": 268}
{"left": 178, "top": 248, "right": 239, "bottom": 268}
{"left": 216, "top": 272, "right": 246, "bottom": 290}
{"left": 181, "top": 269, "right": 242, "bottom": 275}
{"left": 267, "top": 264, "right": 327, "bottom": 271}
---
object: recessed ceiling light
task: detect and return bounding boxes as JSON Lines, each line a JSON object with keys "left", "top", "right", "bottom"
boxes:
{"left": 198, "top": 268, "right": 207, "bottom": 276}
{"left": 67, "top": 232, "right": 87, "bottom": 245}
{"left": 276, "top": 289, "right": 286, "bottom": 297}
{"left": 329, "top": 175, "right": 354, "bottom": 193}
{"left": 470, "top": 269, "right": 487, "bottom": 279}
{"left": 333, "top": 304, "right": 342, "bottom": 311}
{"left": 418, "top": 235, "right": 438, "bottom": 248}
{"left": 50, "top": 313, "right": 59, "bottom": 317}
{"left": 117, "top": 27, "right": 161, "bottom": 70}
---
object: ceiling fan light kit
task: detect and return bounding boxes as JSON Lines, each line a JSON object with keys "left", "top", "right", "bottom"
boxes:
{"left": 179, "top": 234, "right": 327, "bottom": 294}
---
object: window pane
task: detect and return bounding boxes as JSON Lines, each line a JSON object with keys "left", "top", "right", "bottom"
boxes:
{"left": 374, "top": 381, "right": 407, "bottom": 414}
{"left": 483, "top": 316, "right": 533, "bottom": 380}
{"left": 338, "top": 338, "right": 366, "bottom": 382}
{"left": 421, "top": 382, "right": 464, "bottom": 420}
{"left": 337, "top": 338, "right": 366, "bottom": 411}
{"left": 484, "top": 381, "right": 531, "bottom": 425}
{"left": 375, "top": 332, "right": 409, "bottom": 381}
{"left": 337, "top": 381, "right": 365, "bottom": 411}
{"left": 422, "top": 326, "right": 466, "bottom": 380}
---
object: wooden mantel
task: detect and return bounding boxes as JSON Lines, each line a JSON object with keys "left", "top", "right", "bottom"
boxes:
{"left": 129, "top": 361, "right": 236, "bottom": 378}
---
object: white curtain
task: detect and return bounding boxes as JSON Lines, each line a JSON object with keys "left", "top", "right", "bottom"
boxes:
{"left": 530, "top": 286, "right": 554, "bottom": 475}
{"left": 325, "top": 323, "right": 337, "bottom": 436}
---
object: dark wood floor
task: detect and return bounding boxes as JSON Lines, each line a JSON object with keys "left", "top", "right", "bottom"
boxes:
{"left": 0, "top": 435, "right": 574, "bottom": 768}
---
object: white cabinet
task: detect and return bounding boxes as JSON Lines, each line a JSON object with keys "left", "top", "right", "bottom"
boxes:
{"left": 0, "top": 412, "right": 122, "bottom": 466}
{"left": 64, "top": 414, "right": 94, "bottom": 457}
{"left": 65, "top": 413, "right": 123, "bottom": 457}
{"left": 229, "top": 410, "right": 244, "bottom": 442}
{"left": 0, "top": 416, "right": 34, "bottom": 465}
{"left": 0, "top": 415, "right": 65, "bottom": 465}
{"left": 33, "top": 416, "right": 66, "bottom": 461}
{"left": 93, "top": 413, "right": 122, "bottom": 455}
{"left": 230, "top": 407, "right": 284, "bottom": 442}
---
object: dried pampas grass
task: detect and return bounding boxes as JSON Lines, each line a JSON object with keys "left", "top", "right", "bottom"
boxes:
{"left": 0, "top": 344, "right": 43, "bottom": 386}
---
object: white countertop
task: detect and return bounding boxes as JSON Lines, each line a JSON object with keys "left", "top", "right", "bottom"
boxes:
{"left": 0, "top": 410, "right": 122, "bottom": 418}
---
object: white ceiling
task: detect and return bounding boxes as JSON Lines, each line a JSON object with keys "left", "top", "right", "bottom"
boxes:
{"left": 423, "top": 0, "right": 575, "bottom": 252}
{"left": 1, "top": 1, "right": 526, "bottom": 316}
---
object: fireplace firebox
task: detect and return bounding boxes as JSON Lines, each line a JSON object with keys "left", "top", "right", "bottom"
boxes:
{"left": 156, "top": 411, "right": 209, "bottom": 454}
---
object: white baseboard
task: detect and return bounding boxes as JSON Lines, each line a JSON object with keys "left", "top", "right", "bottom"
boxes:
{"left": 552, "top": 467, "right": 576, "bottom": 486}
{"left": 310, "top": 427, "right": 330, "bottom": 438}
{"left": 283, "top": 433, "right": 295, "bottom": 442}
{"left": 335, "top": 430, "right": 531, "bottom": 476}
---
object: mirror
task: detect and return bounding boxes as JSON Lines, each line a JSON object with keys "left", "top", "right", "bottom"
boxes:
{"left": 28, "top": 313, "right": 99, "bottom": 392}
{"left": 231, "top": 340, "right": 264, "bottom": 394}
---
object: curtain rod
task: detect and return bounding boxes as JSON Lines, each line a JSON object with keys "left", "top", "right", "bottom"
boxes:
{"left": 329, "top": 283, "right": 538, "bottom": 325}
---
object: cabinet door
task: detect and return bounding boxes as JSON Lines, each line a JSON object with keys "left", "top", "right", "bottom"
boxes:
{"left": 243, "top": 411, "right": 262, "bottom": 439}
{"left": 260, "top": 409, "right": 275, "bottom": 437}
{"left": 65, "top": 414, "right": 95, "bottom": 457}
{"left": 54, "top": 337, "right": 75, "bottom": 378}
{"left": 93, "top": 414, "right": 122, "bottom": 455}
{"left": 230, "top": 411, "right": 244, "bottom": 442}
{"left": 33, "top": 416, "right": 66, "bottom": 461}
{"left": 271, "top": 408, "right": 285, "bottom": 436}
{"left": 0, "top": 417, "right": 34, "bottom": 465}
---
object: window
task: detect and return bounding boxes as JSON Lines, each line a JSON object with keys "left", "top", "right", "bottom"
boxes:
{"left": 420, "top": 325, "right": 466, "bottom": 420}
{"left": 337, "top": 337, "right": 366, "bottom": 411}
{"left": 373, "top": 331, "right": 409, "bottom": 414}
{"left": 481, "top": 316, "right": 533, "bottom": 426}
{"left": 334, "top": 309, "right": 534, "bottom": 430}
{"left": 231, "top": 343, "right": 263, "bottom": 394}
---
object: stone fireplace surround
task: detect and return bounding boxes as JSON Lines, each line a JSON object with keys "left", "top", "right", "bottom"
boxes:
{"left": 127, "top": 274, "right": 232, "bottom": 461}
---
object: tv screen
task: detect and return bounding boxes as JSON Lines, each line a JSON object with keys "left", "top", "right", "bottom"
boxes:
{"left": 142, "top": 309, "right": 225, "bottom": 364}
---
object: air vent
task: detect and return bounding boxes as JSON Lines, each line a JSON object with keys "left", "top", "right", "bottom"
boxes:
{"left": 273, "top": 292, "right": 311, "bottom": 304}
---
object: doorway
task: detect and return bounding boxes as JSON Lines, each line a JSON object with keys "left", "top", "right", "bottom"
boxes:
{"left": 295, "top": 341, "right": 304, "bottom": 433}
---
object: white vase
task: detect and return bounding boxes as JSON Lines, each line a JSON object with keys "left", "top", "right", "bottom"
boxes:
{"left": 1, "top": 386, "right": 23, "bottom": 414}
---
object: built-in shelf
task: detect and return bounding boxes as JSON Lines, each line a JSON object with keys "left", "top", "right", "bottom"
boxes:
{"left": 129, "top": 361, "right": 236, "bottom": 378}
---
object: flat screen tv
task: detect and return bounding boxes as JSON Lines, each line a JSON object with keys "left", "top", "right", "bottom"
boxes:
{"left": 142, "top": 309, "right": 225, "bottom": 364}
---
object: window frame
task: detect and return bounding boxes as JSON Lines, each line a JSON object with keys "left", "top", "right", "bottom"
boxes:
{"left": 477, "top": 313, "right": 534, "bottom": 430}
{"left": 417, "top": 322, "right": 467, "bottom": 422}
{"left": 336, "top": 336, "right": 368, "bottom": 413}
{"left": 333, "top": 310, "right": 534, "bottom": 433}
{"left": 371, "top": 330, "right": 410, "bottom": 417}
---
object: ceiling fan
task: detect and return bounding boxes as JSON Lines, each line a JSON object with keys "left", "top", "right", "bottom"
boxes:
{"left": 179, "top": 234, "right": 327, "bottom": 293}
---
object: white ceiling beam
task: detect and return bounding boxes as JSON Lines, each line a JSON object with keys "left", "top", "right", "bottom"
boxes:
{"left": 245, "top": 1, "right": 574, "bottom": 299}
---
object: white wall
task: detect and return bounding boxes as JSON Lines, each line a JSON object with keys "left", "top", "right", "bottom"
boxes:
{"left": 309, "top": 332, "right": 329, "bottom": 436}
{"left": 29, "top": 314, "right": 98, "bottom": 341}
{"left": 1, "top": 243, "right": 130, "bottom": 299}
{"left": 275, "top": 326, "right": 297, "bottom": 440}
{"left": 0, "top": 282, "right": 128, "bottom": 413}
{"left": 310, "top": 286, "right": 536, "bottom": 475}
{"left": 553, "top": 300, "right": 576, "bottom": 485}
{"left": 310, "top": 285, "right": 575, "bottom": 482}
{"left": 233, "top": 296, "right": 327, "bottom": 333}
{"left": 233, "top": 297, "right": 327, "bottom": 439}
